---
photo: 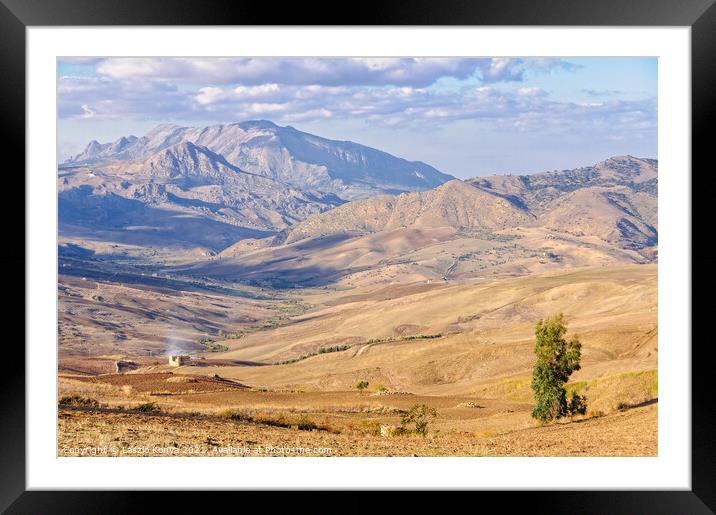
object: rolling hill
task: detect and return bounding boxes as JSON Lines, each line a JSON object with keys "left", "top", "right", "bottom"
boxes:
{"left": 189, "top": 157, "right": 657, "bottom": 288}
{"left": 469, "top": 155, "right": 658, "bottom": 253}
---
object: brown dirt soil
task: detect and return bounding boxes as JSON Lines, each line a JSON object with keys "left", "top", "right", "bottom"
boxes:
{"left": 57, "top": 403, "right": 656, "bottom": 457}
{"left": 68, "top": 372, "right": 247, "bottom": 394}
{"left": 59, "top": 356, "right": 161, "bottom": 376}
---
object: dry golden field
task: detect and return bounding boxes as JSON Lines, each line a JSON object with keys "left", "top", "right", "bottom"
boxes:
{"left": 58, "top": 264, "right": 657, "bottom": 457}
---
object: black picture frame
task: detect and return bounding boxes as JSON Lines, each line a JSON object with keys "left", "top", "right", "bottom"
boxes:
{"left": 2, "top": 0, "right": 714, "bottom": 511}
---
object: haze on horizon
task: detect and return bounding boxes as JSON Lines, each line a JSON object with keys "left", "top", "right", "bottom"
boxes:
{"left": 58, "top": 57, "right": 657, "bottom": 178}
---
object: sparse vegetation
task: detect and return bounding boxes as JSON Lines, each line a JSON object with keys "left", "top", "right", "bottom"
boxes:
{"left": 356, "top": 380, "right": 369, "bottom": 393}
{"left": 58, "top": 395, "right": 99, "bottom": 408}
{"left": 530, "top": 314, "right": 586, "bottom": 423}
{"left": 199, "top": 337, "right": 229, "bottom": 352}
{"left": 401, "top": 404, "right": 437, "bottom": 436}
{"left": 55, "top": 113, "right": 660, "bottom": 463}
{"left": 134, "top": 402, "right": 159, "bottom": 412}
{"left": 567, "top": 389, "right": 587, "bottom": 417}
{"left": 365, "top": 333, "right": 446, "bottom": 344}
{"left": 217, "top": 330, "right": 245, "bottom": 340}
{"left": 273, "top": 356, "right": 308, "bottom": 366}
{"left": 258, "top": 414, "right": 290, "bottom": 428}
{"left": 218, "top": 409, "right": 321, "bottom": 432}
{"left": 214, "top": 299, "right": 314, "bottom": 350}
{"left": 218, "top": 409, "right": 254, "bottom": 422}
{"left": 261, "top": 300, "right": 311, "bottom": 329}
{"left": 568, "top": 369, "right": 657, "bottom": 415}
{"left": 318, "top": 344, "right": 351, "bottom": 354}
{"left": 297, "top": 416, "right": 318, "bottom": 431}
{"left": 57, "top": 263, "right": 657, "bottom": 457}
{"left": 275, "top": 334, "right": 450, "bottom": 365}
{"left": 273, "top": 343, "right": 353, "bottom": 365}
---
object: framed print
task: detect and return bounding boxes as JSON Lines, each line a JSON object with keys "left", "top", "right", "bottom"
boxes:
{"left": 3, "top": 0, "right": 715, "bottom": 511}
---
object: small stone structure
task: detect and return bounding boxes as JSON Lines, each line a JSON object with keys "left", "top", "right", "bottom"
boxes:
{"left": 168, "top": 355, "right": 190, "bottom": 367}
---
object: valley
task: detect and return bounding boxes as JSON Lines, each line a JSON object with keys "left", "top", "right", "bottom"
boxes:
{"left": 57, "top": 123, "right": 658, "bottom": 457}
{"left": 58, "top": 259, "right": 657, "bottom": 456}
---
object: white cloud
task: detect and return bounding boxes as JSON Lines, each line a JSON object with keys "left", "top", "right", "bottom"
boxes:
{"left": 246, "top": 102, "right": 286, "bottom": 114}
{"left": 57, "top": 57, "right": 653, "bottom": 147}
{"left": 79, "top": 104, "right": 95, "bottom": 118}
{"left": 195, "top": 87, "right": 224, "bottom": 105}
{"left": 88, "top": 57, "right": 578, "bottom": 87}
{"left": 57, "top": 72, "right": 656, "bottom": 142}
{"left": 479, "top": 58, "right": 525, "bottom": 82}
{"left": 475, "top": 58, "right": 581, "bottom": 83}
{"left": 58, "top": 75, "right": 190, "bottom": 120}
{"left": 516, "top": 87, "right": 547, "bottom": 97}
{"left": 93, "top": 57, "right": 484, "bottom": 87}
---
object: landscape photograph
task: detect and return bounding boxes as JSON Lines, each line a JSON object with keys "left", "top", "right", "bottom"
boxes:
{"left": 57, "top": 56, "right": 658, "bottom": 457}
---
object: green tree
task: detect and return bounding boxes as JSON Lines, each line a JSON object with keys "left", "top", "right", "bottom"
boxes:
{"left": 530, "top": 314, "right": 586, "bottom": 422}
{"left": 401, "top": 404, "right": 438, "bottom": 436}
{"left": 356, "top": 380, "right": 369, "bottom": 393}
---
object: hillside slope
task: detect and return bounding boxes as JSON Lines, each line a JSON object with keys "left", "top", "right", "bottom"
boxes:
{"left": 59, "top": 141, "right": 342, "bottom": 255}
{"left": 178, "top": 265, "right": 658, "bottom": 398}
{"left": 199, "top": 158, "right": 657, "bottom": 287}
{"left": 273, "top": 179, "right": 534, "bottom": 245}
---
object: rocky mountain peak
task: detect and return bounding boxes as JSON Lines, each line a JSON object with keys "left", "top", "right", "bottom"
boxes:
{"left": 64, "top": 120, "right": 454, "bottom": 199}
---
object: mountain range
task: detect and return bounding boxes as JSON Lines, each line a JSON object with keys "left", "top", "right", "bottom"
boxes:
{"left": 65, "top": 120, "right": 453, "bottom": 199}
{"left": 468, "top": 156, "right": 658, "bottom": 250}
{"left": 59, "top": 121, "right": 657, "bottom": 284}
{"left": 176, "top": 155, "right": 656, "bottom": 288}
{"left": 60, "top": 121, "right": 455, "bottom": 254}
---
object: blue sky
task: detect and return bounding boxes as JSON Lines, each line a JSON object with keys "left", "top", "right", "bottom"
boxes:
{"left": 57, "top": 57, "right": 657, "bottom": 178}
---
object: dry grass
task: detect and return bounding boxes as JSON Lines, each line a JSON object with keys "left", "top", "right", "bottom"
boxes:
{"left": 57, "top": 265, "right": 658, "bottom": 457}
{"left": 58, "top": 361, "right": 658, "bottom": 454}
{"left": 58, "top": 402, "right": 656, "bottom": 457}
{"left": 569, "top": 369, "right": 658, "bottom": 416}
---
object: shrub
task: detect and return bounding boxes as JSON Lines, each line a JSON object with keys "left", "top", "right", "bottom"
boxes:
{"left": 297, "top": 416, "right": 317, "bottom": 431}
{"left": 530, "top": 314, "right": 586, "bottom": 422}
{"left": 318, "top": 344, "right": 351, "bottom": 354}
{"left": 356, "top": 380, "right": 369, "bottom": 393}
{"left": 199, "top": 337, "right": 229, "bottom": 352}
{"left": 567, "top": 390, "right": 587, "bottom": 417}
{"left": 58, "top": 395, "right": 99, "bottom": 408}
{"left": 259, "top": 415, "right": 290, "bottom": 428}
{"left": 218, "top": 409, "right": 253, "bottom": 422}
{"left": 134, "top": 402, "right": 159, "bottom": 412}
{"left": 218, "top": 330, "right": 245, "bottom": 340}
{"left": 401, "top": 404, "right": 438, "bottom": 436}
{"left": 361, "top": 420, "right": 382, "bottom": 436}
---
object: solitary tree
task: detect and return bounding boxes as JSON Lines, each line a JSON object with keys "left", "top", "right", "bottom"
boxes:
{"left": 356, "top": 380, "right": 369, "bottom": 393}
{"left": 530, "top": 314, "right": 587, "bottom": 422}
